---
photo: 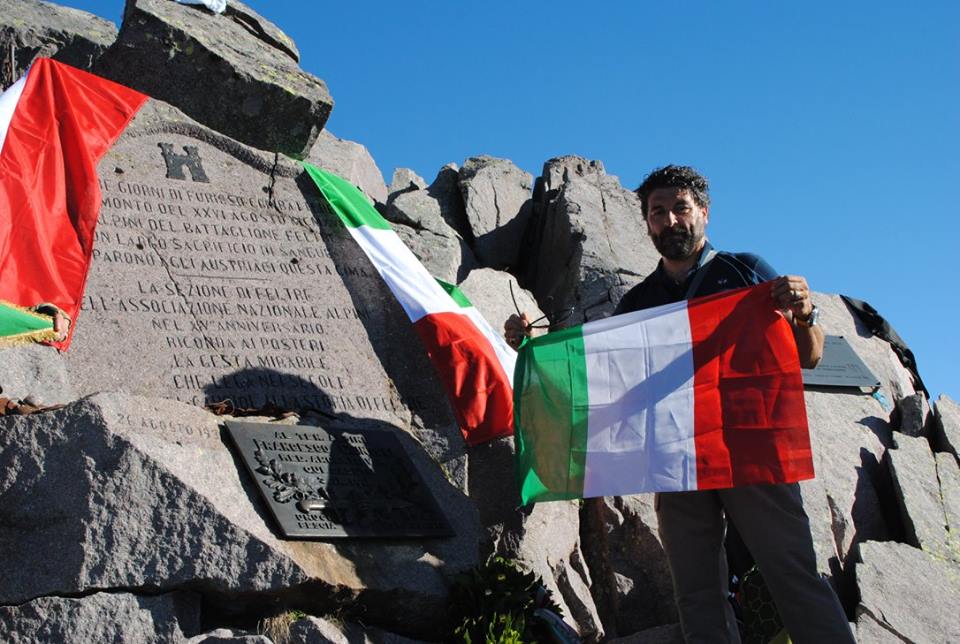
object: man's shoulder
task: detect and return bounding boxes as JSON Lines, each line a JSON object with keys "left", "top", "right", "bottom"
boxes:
{"left": 711, "top": 249, "right": 777, "bottom": 285}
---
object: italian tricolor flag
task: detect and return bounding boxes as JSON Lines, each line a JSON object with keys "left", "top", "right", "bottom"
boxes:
{"left": 514, "top": 282, "right": 813, "bottom": 505}
{"left": 304, "top": 164, "right": 516, "bottom": 445}
{"left": 0, "top": 58, "right": 146, "bottom": 349}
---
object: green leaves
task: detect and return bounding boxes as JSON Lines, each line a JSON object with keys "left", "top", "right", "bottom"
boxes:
{"left": 448, "top": 556, "right": 565, "bottom": 643}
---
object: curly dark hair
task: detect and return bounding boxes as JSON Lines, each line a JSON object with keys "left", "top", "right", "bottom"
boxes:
{"left": 635, "top": 165, "right": 710, "bottom": 219}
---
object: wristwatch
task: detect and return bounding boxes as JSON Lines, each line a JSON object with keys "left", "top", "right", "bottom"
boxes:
{"left": 795, "top": 305, "right": 820, "bottom": 328}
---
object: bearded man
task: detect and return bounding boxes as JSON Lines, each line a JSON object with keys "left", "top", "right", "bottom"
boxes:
{"left": 506, "top": 165, "right": 854, "bottom": 643}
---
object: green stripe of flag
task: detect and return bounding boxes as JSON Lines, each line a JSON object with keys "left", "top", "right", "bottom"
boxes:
{"left": 513, "top": 324, "right": 589, "bottom": 505}
{"left": 0, "top": 301, "right": 55, "bottom": 344}
{"left": 435, "top": 278, "right": 472, "bottom": 308}
{"left": 303, "top": 162, "right": 392, "bottom": 230}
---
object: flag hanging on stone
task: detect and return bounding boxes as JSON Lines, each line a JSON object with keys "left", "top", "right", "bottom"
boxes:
{"left": 303, "top": 163, "right": 516, "bottom": 445}
{"left": 0, "top": 300, "right": 56, "bottom": 347}
{"left": 0, "top": 58, "right": 147, "bottom": 349}
{"left": 514, "top": 282, "right": 814, "bottom": 505}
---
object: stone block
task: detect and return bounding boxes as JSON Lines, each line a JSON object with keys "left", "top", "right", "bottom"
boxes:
{"left": 0, "top": 591, "right": 200, "bottom": 644}
{"left": 305, "top": 130, "right": 387, "bottom": 205}
{"left": 888, "top": 433, "right": 950, "bottom": 557}
{"left": 94, "top": 0, "right": 332, "bottom": 158}
{"left": 933, "top": 394, "right": 960, "bottom": 459}
{"left": 458, "top": 155, "right": 533, "bottom": 270}
{"left": 520, "top": 156, "right": 659, "bottom": 327}
{"left": 0, "top": 344, "right": 74, "bottom": 405}
{"left": 0, "top": 0, "right": 115, "bottom": 87}
{"left": 856, "top": 541, "right": 960, "bottom": 643}
{"left": 0, "top": 393, "right": 479, "bottom": 637}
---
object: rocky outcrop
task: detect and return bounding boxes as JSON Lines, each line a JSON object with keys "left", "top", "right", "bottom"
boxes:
{"left": 856, "top": 541, "right": 960, "bottom": 642}
{"left": 0, "top": 394, "right": 478, "bottom": 639}
{"left": 385, "top": 165, "right": 477, "bottom": 283}
{"left": 0, "top": 0, "right": 116, "bottom": 88}
{"left": 3, "top": 2, "right": 956, "bottom": 642}
{"left": 0, "top": 344, "right": 75, "bottom": 405}
{"left": 581, "top": 495, "right": 676, "bottom": 638}
{"left": 306, "top": 130, "right": 388, "bottom": 205}
{"left": 936, "top": 451, "right": 960, "bottom": 560}
{"left": 467, "top": 438, "right": 604, "bottom": 642}
{"left": 888, "top": 433, "right": 950, "bottom": 558}
{"left": 0, "top": 591, "right": 201, "bottom": 644}
{"left": 187, "top": 630, "right": 271, "bottom": 643}
{"left": 934, "top": 394, "right": 960, "bottom": 458}
{"left": 94, "top": 0, "right": 332, "bottom": 158}
{"left": 458, "top": 155, "right": 533, "bottom": 271}
{"left": 289, "top": 616, "right": 426, "bottom": 643}
{"left": 387, "top": 168, "right": 427, "bottom": 204}
{"left": 519, "top": 156, "right": 660, "bottom": 327}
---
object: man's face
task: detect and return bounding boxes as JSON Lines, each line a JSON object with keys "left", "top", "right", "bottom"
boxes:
{"left": 645, "top": 187, "right": 709, "bottom": 261}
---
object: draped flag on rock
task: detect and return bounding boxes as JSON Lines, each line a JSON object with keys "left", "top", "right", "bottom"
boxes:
{"left": 0, "top": 58, "right": 147, "bottom": 349}
{"left": 514, "top": 282, "right": 814, "bottom": 505}
{"left": 0, "top": 300, "right": 56, "bottom": 347}
{"left": 303, "top": 163, "right": 516, "bottom": 445}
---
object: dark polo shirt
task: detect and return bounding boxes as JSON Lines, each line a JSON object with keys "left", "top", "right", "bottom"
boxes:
{"left": 615, "top": 241, "right": 777, "bottom": 315}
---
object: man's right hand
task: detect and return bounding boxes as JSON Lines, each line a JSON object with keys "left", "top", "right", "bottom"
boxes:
{"left": 504, "top": 312, "right": 532, "bottom": 350}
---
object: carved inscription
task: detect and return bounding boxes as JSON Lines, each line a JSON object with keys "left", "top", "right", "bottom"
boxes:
{"left": 226, "top": 421, "right": 452, "bottom": 538}
{"left": 74, "top": 139, "right": 434, "bottom": 422}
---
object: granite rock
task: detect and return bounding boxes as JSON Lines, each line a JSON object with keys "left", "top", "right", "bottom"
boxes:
{"left": 852, "top": 612, "right": 905, "bottom": 643}
{"left": 606, "top": 623, "right": 684, "bottom": 644}
{"left": 935, "top": 451, "right": 960, "bottom": 561}
{"left": 386, "top": 165, "right": 476, "bottom": 283}
{"left": 0, "top": 393, "right": 479, "bottom": 638}
{"left": 796, "top": 293, "right": 921, "bottom": 582}
{"left": 65, "top": 97, "right": 453, "bottom": 436}
{"left": 893, "top": 392, "right": 931, "bottom": 437}
{"left": 457, "top": 267, "right": 542, "bottom": 337}
{"left": 467, "top": 437, "right": 603, "bottom": 641}
{"left": 0, "top": 591, "right": 201, "bottom": 644}
{"left": 387, "top": 168, "right": 427, "bottom": 204}
{"left": 580, "top": 495, "right": 676, "bottom": 637}
{"left": 95, "top": 0, "right": 332, "bottom": 158}
{"left": 186, "top": 629, "right": 272, "bottom": 643}
{"left": 856, "top": 540, "right": 960, "bottom": 643}
{"left": 933, "top": 394, "right": 960, "bottom": 460}
{"left": 519, "top": 156, "right": 659, "bottom": 327}
{"left": 305, "top": 130, "right": 387, "bottom": 205}
{"left": 888, "top": 433, "right": 950, "bottom": 558}
{"left": 288, "top": 616, "right": 427, "bottom": 643}
{"left": 0, "top": 344, "right": 75, "bottom": 405}
{"left": 457, "top": 155, "right": 533, "bottom": 270}
{"left": 0, "top": 0, "right": 116, "bottom": 88}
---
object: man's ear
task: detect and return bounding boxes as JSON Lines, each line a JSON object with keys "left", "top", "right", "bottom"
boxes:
{"left": 702, "top": 205, "right": 710, "bottom": 224}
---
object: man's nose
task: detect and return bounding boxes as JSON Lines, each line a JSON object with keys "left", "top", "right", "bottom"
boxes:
{"left": 666, "top": 211, "right": 679, "bottom": 226}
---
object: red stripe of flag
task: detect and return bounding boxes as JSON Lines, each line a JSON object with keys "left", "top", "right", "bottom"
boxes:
{"left": 0, "top": 59, "right": 147, "bottom": 349}
{"left": 688, "top": 282, "right": 813, "bottom": 489}
{"left": 413, "top": 311, "right": 514, "bottom": 445}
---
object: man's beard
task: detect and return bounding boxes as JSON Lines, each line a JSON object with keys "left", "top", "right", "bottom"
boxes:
{"left": 650, "top": 225, "right": 704, "bottom": 261}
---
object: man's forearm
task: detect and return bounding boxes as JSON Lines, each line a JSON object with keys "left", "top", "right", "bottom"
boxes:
{"left": 793, "top": 323, "right": 824, "bottom": 369}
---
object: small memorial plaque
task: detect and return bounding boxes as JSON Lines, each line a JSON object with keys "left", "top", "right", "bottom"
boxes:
{"left": 802, "top": 335, "right": 881, "bottom": 389}
{"left": 225, "top": 421, "right": 452, "bottom": 539}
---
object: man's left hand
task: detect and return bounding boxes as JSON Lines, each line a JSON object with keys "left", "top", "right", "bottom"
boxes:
{"left": 771, "top": 275, "right": 813, "bottom": 321}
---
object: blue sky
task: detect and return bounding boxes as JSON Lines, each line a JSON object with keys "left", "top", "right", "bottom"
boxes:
{"left": 63, "top": 1, "right": 958, "bottom": 403}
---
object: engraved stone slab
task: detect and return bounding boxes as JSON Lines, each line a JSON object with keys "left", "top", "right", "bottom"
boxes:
{"left": 802, "top": 335, "right": 881, "bottom": 388}
{"left": 65, "top": 100, "right": 453, "bottom": 436}
{"left": 225, "top": 420, "right": 452, "bottom": 538}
